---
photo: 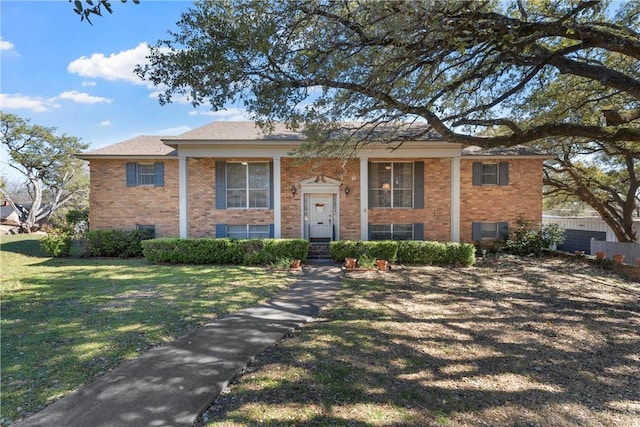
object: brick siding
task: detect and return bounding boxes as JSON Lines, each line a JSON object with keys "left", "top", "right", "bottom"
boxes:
{"left": 460, "top": 158, "right": 544, "bottom": 242}
{"left": 88, "top": 156, "right": 544, "bottom": 242}
{"left": 88, "top": 159, "right": 179, "bottom": 236}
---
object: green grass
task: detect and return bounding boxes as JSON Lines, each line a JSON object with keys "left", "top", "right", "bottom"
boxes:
{"left": 0, "top": 234, "right": 295, "bottom": 425}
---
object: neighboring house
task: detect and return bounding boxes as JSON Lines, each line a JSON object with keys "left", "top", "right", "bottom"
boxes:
{"left": 543, "top": 215, "right": 640, "bottom": 254}
{"left": 1, "top": 202, "right": 20, "bottom": 225}
{"left": 77, "top": 121, "right": 552, "bottom": 243}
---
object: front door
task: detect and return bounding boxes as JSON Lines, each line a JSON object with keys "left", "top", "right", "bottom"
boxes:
{"left": 309, "top": 193, "right": 333, "bottom": 240}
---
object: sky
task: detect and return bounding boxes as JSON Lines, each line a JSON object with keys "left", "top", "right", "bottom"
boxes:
{"left": 0, "top": 0, "right": 250, "bottom": 180}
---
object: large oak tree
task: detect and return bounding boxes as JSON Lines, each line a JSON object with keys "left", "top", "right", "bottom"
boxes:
{"left": 0, "top": 113, "right": 89, "bottom": 231}
{"left": 137, "top": 0, "right": 639, "bottom": 148}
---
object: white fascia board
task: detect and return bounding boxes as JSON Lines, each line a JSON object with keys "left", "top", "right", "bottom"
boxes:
{"left": 77, "top": 155, "right": 178, "bottom": 160}
{"left": 462, "top": 154, "right": 556, "bottom": 160}
{"left": 177, "top": 144, "right": 295, "bottom": 158}
{"left": 174, "top": 141, "right": 463, "bottom": 159}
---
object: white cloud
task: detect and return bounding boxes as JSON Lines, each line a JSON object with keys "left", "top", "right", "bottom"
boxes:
{"left": 148, "top": 89, "right": 191, "bottom": 105}
{"left": 0, "top": 93, "right": 58, "bottom": 112}
{"left": 188, "top": 108, "right": 252, "bottom": 121}
{"left": 0, "top": 38, "right": 15, "bottom": 51}
{"left": 67, "top": 42, "right": 151, "bottom": 85}
{"left": 99, "top": 120, "right": 112, "bottom": 127}
{"left": 81, "top": 81, "right": 97, "bottom": 87}
{"left": 59, "top": 90, "right": 112, "bottom": 104}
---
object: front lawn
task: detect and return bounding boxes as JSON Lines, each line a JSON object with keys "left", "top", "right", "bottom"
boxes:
{"left": 198, "top": 256, "right": 640, "bottom": 426}
{"left": 0, "top": 234, "right": 295, "bottom": 426}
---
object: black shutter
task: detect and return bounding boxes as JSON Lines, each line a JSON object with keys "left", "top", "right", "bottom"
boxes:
{"left": 269, "top": 162, "right": 274, "bottom": 209}
{"left": 126, "top": 163, "right": 137, "bottom": 187}
{"left": 472, "top": 162, "right": 482, "bottom": 186}
{"left": 215, "top": 223, "right": 226, "bottom": 238}
{"left": 368, "top": 162, "right": 373, "bottom": 209}
{"left": 413, "top": 223, "right": 424, "bottom": 240}
{"left": 499, "top": 162, "right": 509, "bottom": 186}
{"left": 413, "top": 161, "right": 424, "bottom": 209}
{"left": 154, "top": 162, "right": 164, "bottom": 187}
{"left": 215, "top": 161, "right": 226, "bottom": 210}
{"left": 368, "top": 223, "right": 372, "bottom": 241}
{"left": 269, "top": 223, "right": 275, "bottom": 238}
{"left": 472, "top": 222, "right": 482, "bottom": 241}
{"left": 499, "top": 222, "right": 509, "bottom": 240}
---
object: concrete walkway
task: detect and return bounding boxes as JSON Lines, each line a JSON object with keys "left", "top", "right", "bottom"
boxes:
{"left": 18, "top": 264, "right": 342, "bottom": 427}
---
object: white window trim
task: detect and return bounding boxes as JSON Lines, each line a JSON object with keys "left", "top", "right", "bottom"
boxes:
{"left": 370, "top": 161, "right": 414, "bottom": 209}
{"left": 370, "top": 223, "right": 414, "bottom": 241}
{"left": 226, "top": 162, "right": 270, "bottom": 209}
{"left": 226, "top": 224, "right": 270, "bottom": 239}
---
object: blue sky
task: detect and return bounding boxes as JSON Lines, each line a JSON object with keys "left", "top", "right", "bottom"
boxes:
{"left": 1, "top": 0, "right": 250, "bottom": 180}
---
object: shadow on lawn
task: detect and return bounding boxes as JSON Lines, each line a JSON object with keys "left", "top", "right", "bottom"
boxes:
{"left": 202, "top": 260, "right": 640, "bottom": 426}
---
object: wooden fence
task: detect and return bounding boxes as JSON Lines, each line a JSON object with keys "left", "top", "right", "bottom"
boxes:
{"left": 591, "top": 239, "right": 640, "bottom": 265}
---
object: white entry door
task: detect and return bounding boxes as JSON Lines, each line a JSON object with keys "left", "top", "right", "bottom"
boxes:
{"left": 309, "top": 194, "right": 333, "bottom": 239}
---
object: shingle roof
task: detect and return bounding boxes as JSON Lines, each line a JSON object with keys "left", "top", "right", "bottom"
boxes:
{"left": 78, "top": 135, "right": 177, "bottom": 158}
{"left": 166, "top": 121, "right": 306, "bottom": 141}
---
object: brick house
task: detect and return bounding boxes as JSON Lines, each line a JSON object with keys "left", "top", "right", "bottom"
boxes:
{"left": 77, "top": 121, "right": 552, "bottom": 243}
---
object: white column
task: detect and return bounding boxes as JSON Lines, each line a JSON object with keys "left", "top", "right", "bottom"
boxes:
{"left": 179, "top": 156, "right": 188, "bottom": 238}
{"left": 360, "top": 156, "right": 369, "bottom": 240}
{"left": 273, "top": 156, "right": 282, "bottom": 238}
{"left": 450, "top": 157, "right": 461, "bottom": 242}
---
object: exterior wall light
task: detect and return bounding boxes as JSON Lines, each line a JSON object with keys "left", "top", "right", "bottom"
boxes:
{"left": 291, "top": 185, "right": 297, "bottom": 196}
{"left": 344, "top": 186, "right": 351, "bottom": 195}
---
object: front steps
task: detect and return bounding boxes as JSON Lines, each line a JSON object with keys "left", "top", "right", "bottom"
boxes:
{"left": 308, "top": 242, "right": 331, "bottom": 260}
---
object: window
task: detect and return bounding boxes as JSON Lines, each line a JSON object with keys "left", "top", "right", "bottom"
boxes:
{"left": 370, "top": 224, "right": 414, "bottom": 241}
{"left": 369, "top": 162, "right": 414, "bottom": 208}
{"left": 136, "top": 224, "right": 156, "bottom": 238}
{"left": 126, "top": 162, "right": 164, "bottom": 187}
{"left": 137, "top": 164, "right": 155, "bottom": 186}
{"left": 226, "top": 162, "right": 270, "bottom": 208}
{"left": 481, "top": 164, "right": 498, "bottom": 185}
{"left": 226, "top": 224, "right": 270, "bottom": 239}
{"left": 472, "top": 222, "right": 508, "bottom": 241}
{"left": 480, "top": 222, "right": 498, "bottom": 239}
{"left": 472, "top": 162, "right": 509, "bottom": 186}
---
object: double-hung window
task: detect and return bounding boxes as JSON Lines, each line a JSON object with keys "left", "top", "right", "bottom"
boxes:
{"left": 370, "top": 224, "right": 414, "bottom": 240}
{"left": 126, "top": 162, "right": 164, "bottom": 187}
{"left": 226, "top": 162, "right": 270, "bottom": 209}
{"left": 472, "top": 162, "right": 509, "bottom": 186}
{"left": 472, "top": 221, "right": 509, "bottom": 241}
{"left": 226, "top": 224, "right": 271, "bottom": 239}
{"left": 369, "top": 162, "right": 414, "bottom": 208}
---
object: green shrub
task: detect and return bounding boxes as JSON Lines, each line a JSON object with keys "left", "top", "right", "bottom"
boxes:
{"left": 40, "top": 228, "right": 73, "bottom": 257}
{"left": 142, "top": 238, "right": 243, "bottom": 264}
{"left": 357, "top": 253, "right": 376, "bottom": 268}
{"left": 142, "top": 238, "right": 309, "bottom": 265}
{"left": 331, "top": 240, "right": 474, "bottom": 266}
{"left": 396, "top": 240, "right": 475, "bottom": 266}
{"left": 503, "top": 218, "right": 545, "bottom": 256}
{"left": 330, "top": 240, "right": 398, "bottom": 262}
{"left": 85, "top": 229, "right": 154, "bottom": 258}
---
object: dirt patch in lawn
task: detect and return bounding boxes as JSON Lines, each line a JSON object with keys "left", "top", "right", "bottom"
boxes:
{"left": 198, "top": 256, "right": 639, "bottom": 426}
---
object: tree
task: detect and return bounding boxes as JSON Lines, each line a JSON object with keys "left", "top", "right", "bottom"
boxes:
{"left": 137, "top": 0, "right": 640, "bottom": 154}
{"left": 540, "top": 139, "right": 639, "bottom": 242}
{"left": 70, "top": 0, "right": 139, "bottom": 24}
{"left": 0, "top": 113, "right": 89, "bottom": 232}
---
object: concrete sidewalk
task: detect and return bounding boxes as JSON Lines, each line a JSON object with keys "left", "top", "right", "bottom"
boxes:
{"left": 18, "top": 264, "right": 342, "bottom": 427}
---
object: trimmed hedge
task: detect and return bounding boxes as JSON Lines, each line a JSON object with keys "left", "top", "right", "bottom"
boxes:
{"left": 85, "top": 229, "right": 154, "bottom": 258}
{"left": 331, "top": 240, "right": 475, "bottom": 267}
{"left": 330, "top": 240, "right": 399, "bottom": 263}
{"left": 142, "top": 238, "right": 309, "bottom": 265}
{"left": 397, "top": 241, "right": 475, "bottom": 266}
